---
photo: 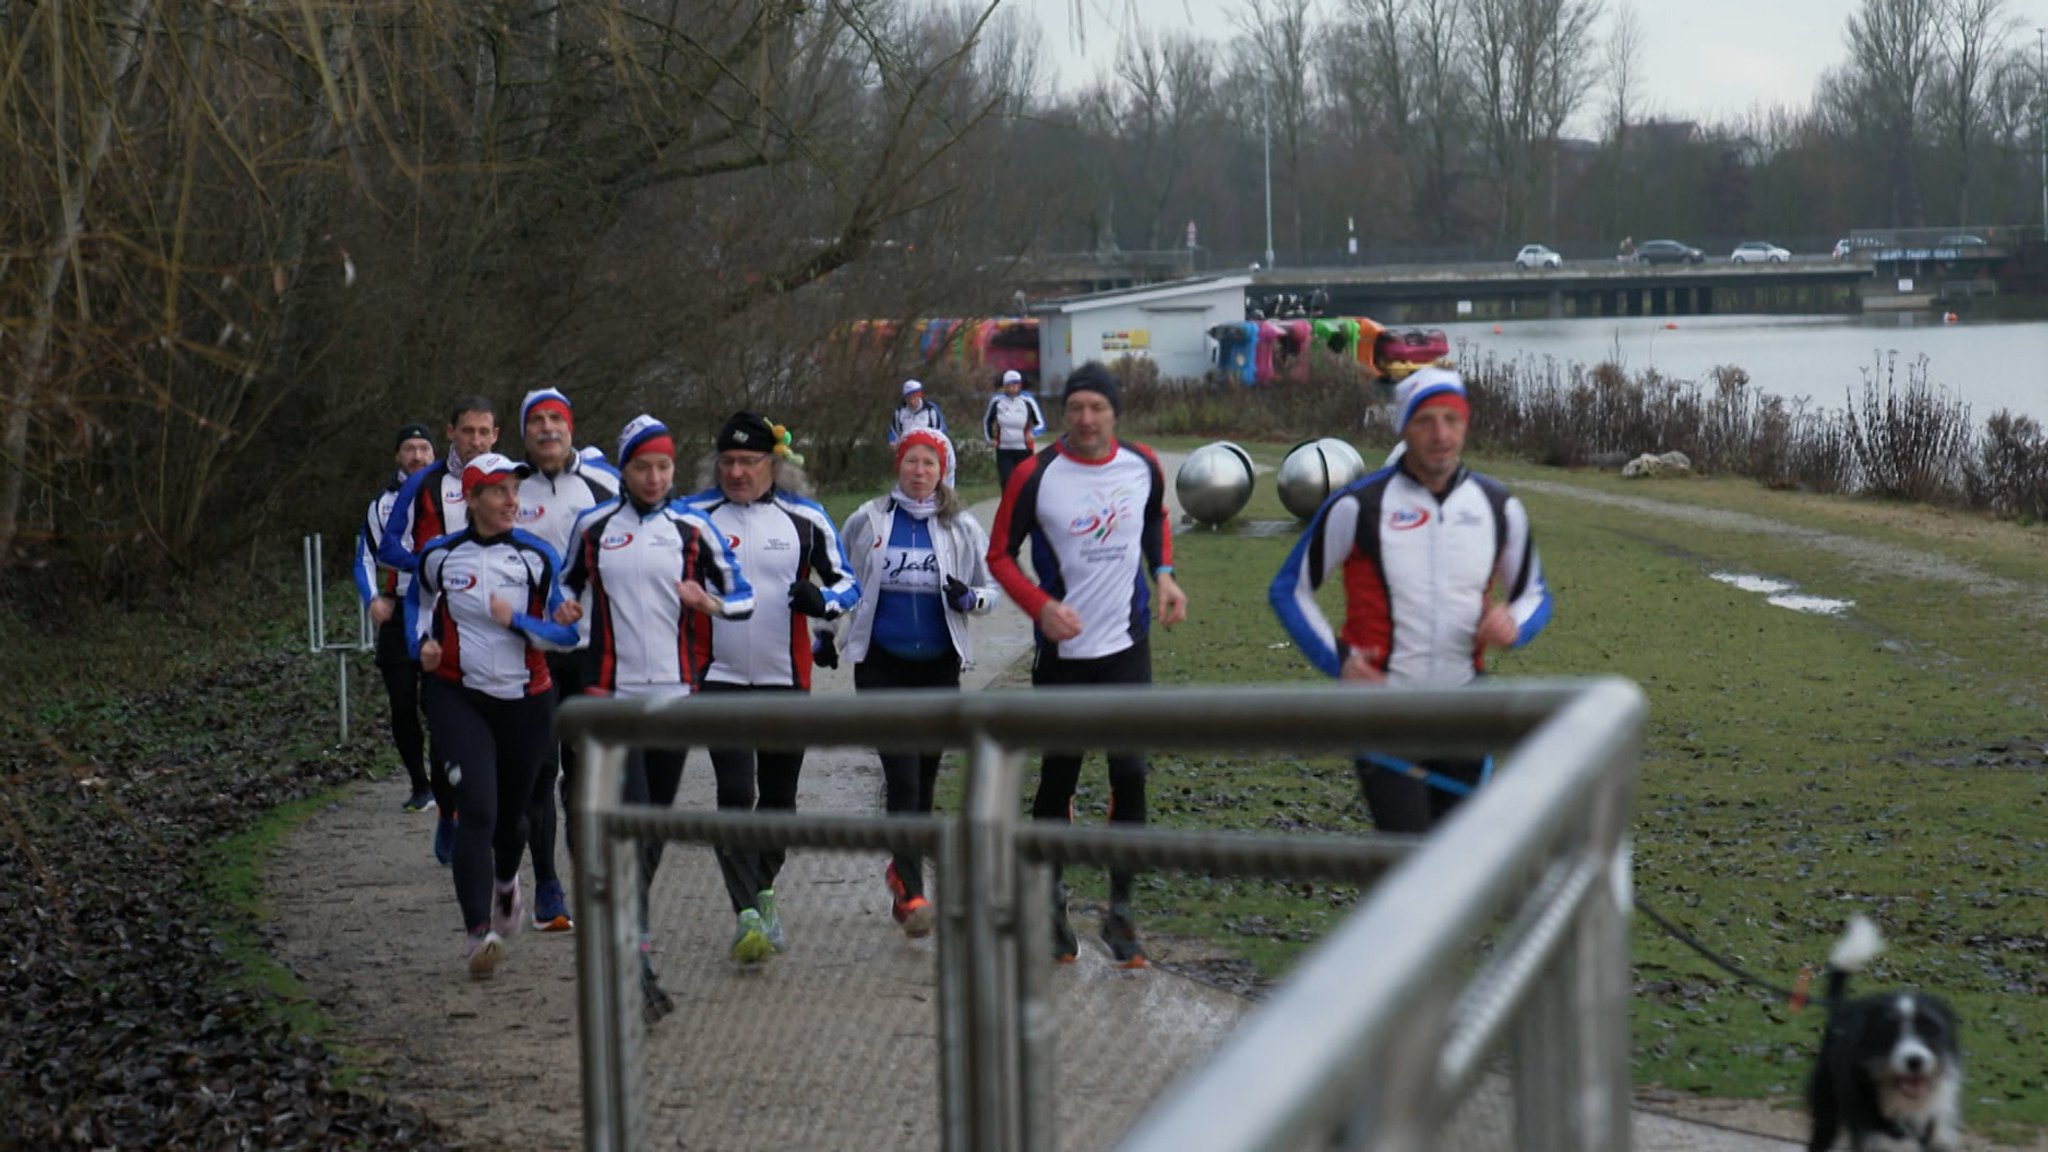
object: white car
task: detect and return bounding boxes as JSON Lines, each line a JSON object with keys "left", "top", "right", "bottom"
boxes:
{"left": 1514, "top": 244, "right": 1562, "bottom": 270}
{"left": 1730, "top": 241, "right": 1790, "bottom": 264}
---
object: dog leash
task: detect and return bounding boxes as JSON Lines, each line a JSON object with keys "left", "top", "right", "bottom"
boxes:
{"left": 1635, "top": 898, "right": 1820, "bottom": 1010}
{"left": 1358, "top": 753, "right": 1495, "bottom": 796}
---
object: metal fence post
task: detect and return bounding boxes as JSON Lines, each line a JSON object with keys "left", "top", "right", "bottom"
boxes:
{"left": 576, "top": 738, "right": 631, "bottom": 1152}
{"left": 962, "top": 729, "right": 1026, "bottom": 1152}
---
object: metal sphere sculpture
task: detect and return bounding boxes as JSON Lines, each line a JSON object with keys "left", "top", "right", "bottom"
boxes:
{"left": 1175, "top": 441, "right": 1257, "bottom": 525}
{"left": 1276, "top": 437, "right": 1368, "bottom": 519}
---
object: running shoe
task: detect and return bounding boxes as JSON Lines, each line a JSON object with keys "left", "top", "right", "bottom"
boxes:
{"left": 432, "top": 812, "right": 456, "bottom": 866}
{"left": 639, "top": 951, "right": 675, "bottom": 1024}
{"left": 466, "top": 930, "right": 504, "bottom": 979}
{"left": 756, "top": 888, "right": 786, "bottom": 953}
{"left": 1050, "top": 889, "right": 1078, "bottom": 965}
{"left": 491, "top": 877, "right": 526, "bottom": 939}
{"left": 532, "top": 878, "right": 574, "bottom": 933}
{"left": 1101, "top": 903, "right": 1148, "bottom": 969}
{"left": 886, "top": 861, "right": 935, "bottom": 938}
{"left": 730, "top": 908, "right": 773, "bottom": 965}
{"left": 403, "top": 789, "right": 437, "bottom": 813}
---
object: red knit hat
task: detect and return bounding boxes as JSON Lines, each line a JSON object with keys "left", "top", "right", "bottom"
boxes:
{"left": 894, "top": 428, "right": 952, "bottom": 477}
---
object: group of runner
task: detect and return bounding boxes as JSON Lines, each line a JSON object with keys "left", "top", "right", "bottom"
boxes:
{"left": 352, "top": 360, "right": 1547, "bottom": 982}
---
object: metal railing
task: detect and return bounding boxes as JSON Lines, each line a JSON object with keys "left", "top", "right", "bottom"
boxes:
{"left": 562, "top": 677, "right": 1644, "bottom": 1152}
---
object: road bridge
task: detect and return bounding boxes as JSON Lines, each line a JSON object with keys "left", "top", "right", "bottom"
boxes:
{"left": 1254, "top": 261, "right": 1874, "bottom": 324}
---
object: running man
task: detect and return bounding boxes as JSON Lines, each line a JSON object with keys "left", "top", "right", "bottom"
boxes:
{"left": 685, "top": 412, "right": 861, "bottom": 963}
{"left": 354, "top": 421, "right": 442, "bottom": 814}
{"left": 378, "top": 395, "right": 502, "bottom": 863}
{"left": 1268, "top": 367, "right": 1552, "bottom": 832}
{"left": 987, "top": 361, "right": 1187, "bottom": 968}
{"left": 511, "top": 387, "right": 620, "bottom": 933}
{"left": 982, "top": 369, "right": 1046, "bottom": 490}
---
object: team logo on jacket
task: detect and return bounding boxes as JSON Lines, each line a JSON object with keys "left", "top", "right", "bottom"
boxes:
{"left": 1068, "top": 486, "right": 1135, "bottom": 542}
{"left": 726, "top": 534, "right": 741, "bottom": 551}
{"left": 444, "top": 570, "right": 479, "bottom": 592}
{"left": 601, "top": 532, "right": 634, "bottom": 550}
{"left": 517, "top": 504, "right": 545, "bottom": 524}
{"left": 1389, "top": 507, "right": 1430, "bottom": 531}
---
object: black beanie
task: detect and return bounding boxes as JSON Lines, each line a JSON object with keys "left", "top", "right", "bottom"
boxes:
{"left": 1062, "top": 361, "right": 1121, "bottom": 414}
{"left": 394, "top": 422, "right": 434, "bottom": 451}
{"left": 717, "top": 411, "right": 778, "bottom": 453}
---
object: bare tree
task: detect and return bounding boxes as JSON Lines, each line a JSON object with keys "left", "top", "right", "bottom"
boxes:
{"left": 1235, "top": 0, "right": 1320, "bottom": 259}
{"left": 1930, "top": 0, "right": 2016, "bottom": 223}
{"left": 1463, "top": 0, "right": 1604, "bottom": 241}
{"left": 0, "top": 0, "right": 1038, "bottom": 582}
{"left": 1599, "top": 1, "right": 1646, "bottom": 238}
{"left": 1843, "top": 0, "right": 1943, "bottom": 223}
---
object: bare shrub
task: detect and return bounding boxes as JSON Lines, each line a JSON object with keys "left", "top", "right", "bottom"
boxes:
{"left": 1842, "top": 354, "right": 1973, "bottom": 503}
{"left": 1964, "top": 412, "right": 2048, "bottom": 521}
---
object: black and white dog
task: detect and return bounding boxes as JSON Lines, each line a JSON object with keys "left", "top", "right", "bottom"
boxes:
{"left": 1808, "top": 916, "right": 1963, "bottom": 1151}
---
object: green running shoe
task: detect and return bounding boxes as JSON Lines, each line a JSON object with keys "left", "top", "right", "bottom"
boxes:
{"left": 756, "top": 888, "right": 787, "bottom": 953}
{"left": 731, "top": 908, "right": 773, "bottom": 965}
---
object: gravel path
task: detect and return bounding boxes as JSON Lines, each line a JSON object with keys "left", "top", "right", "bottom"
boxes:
{"left": 267, "top": 464, "right": 1850, "bottom": 1151}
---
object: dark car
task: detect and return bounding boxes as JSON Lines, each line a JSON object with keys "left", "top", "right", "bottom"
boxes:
{"left": 1635, "top": 239, "right": 1705, "bottom": 266}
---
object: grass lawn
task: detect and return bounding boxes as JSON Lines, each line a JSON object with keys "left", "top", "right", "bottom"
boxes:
{"left": 995, "top": 435, "right": 2047, "bottom": 1140}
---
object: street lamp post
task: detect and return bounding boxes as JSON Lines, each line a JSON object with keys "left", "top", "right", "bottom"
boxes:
{"left": 2038, "top": 29, "right": 2045, "bottom": 239}
{"left": 1262, "top": 79, "right": 1275, "bottom": 271}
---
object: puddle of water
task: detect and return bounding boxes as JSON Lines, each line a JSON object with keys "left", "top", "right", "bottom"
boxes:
{"left": 1709, "top": 571, "right": 1854, "bottom": 616}
{"left": 1767, "top": 593, "right": 1855, "bottom": 616}
{"left": 1708, "top": 571, "right": 1792, "bottom": 595}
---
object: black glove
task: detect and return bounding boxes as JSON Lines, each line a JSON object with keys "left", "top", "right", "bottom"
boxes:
{"left": 811, "top": 631, "right": 839, "bottom": 670}
{"left": 944, "top": 576, "right": 977, "bottom": 614}
{"left": 788, "top": 581, "right": 831, "bottom": 618}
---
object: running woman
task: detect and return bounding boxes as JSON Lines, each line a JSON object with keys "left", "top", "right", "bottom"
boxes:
{"left": 832, "top": 428, "right": 999, "bottom": 938}
{"left": 981, "top": 369, "right": 1046, "bottom": 490}
{"left": 379, "top": 396, "right": 502, "bottom": 863}
{"left": 407, "top": 452, "right": 580, "bottom": 978}
{"left": 685, "top": 412, "right": 861, "bottom": 964}
{"left": 1268, "top": 367, "right": 1552, "bottom": 832}
{"left": 987, "top": 361, "right": 1187, "bottom": 968}
{"left": 512, "top": 387, "right": 620, "bottom": 933}
{"left": 354, "top": 421, "right": 441, "bottom": 813}
{"left": 561, "top": 415, "right": 753, "bottom": 1012}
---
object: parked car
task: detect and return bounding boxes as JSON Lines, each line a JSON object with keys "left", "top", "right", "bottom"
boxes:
{"left": 1939, "top": 234, "right": 1987, "bottom": 247}
{"left": 1514, "top": 244, "right": 1563, "bottom": 270}
{"left": 1634, "top": 239, "right": 1704, "bottom": 265}
{"left": 1832, "top": 238, "right": 1853, "bottom": 260}
{"left": 1729, "top": 241, "right": 1790, "bottom": 264}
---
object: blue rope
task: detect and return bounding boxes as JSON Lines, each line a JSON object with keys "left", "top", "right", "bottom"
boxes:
{"left": 1359, "top": 753, "right": 1487, "bottom": 797}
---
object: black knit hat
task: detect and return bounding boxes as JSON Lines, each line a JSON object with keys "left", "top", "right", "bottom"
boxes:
{"left": 717, "top": 411, "right": 778, "bottom": 453}
{"left": 1062, "top": 361, "right": 1121, "bottom": 414}
{"left": 394, "top": 422, "right": 434, "bottom": 451}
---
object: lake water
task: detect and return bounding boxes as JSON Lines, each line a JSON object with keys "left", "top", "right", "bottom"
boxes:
{"left": 1436, "top": 314, "right": 2048, "bottom": 425}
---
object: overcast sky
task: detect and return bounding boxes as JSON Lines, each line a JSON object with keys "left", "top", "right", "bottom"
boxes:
{"left": 1014, "top": 0, "right": 2048, "bottom": 129}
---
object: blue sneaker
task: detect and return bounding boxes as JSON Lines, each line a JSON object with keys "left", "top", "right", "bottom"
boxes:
{"left": 532, "top": 878, "right": 574, "bottom": 933}
{"left": 432, "top": 812, "right": 457, "bottom": 866}
{"left": 730, "top": 909, "right": 772, "bottom": 965}
{"left": 756, "top": 888, "right": 786, "bottom": 953}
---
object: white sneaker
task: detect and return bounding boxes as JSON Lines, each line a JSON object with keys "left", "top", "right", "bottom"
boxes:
{"left": 491, "top": 877, "right": 525, "bottom": 938}
{"left": 466, "top": 930, "right": 504, "bottom": 979}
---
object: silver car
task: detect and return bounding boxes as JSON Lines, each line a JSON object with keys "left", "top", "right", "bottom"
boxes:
{"left": 1514, "top": 244, "right": 1562, "bottom": 270}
